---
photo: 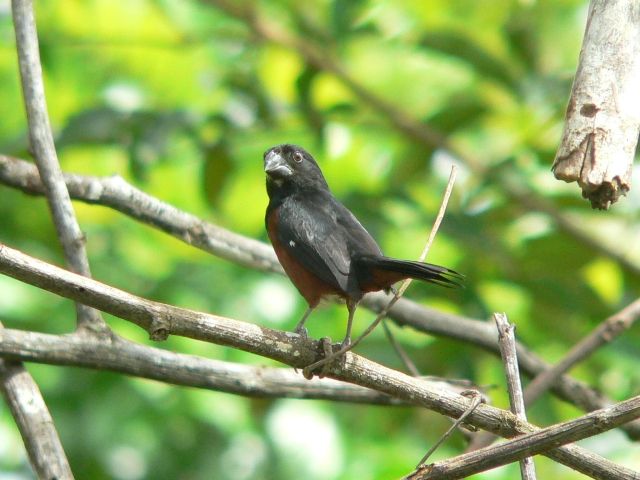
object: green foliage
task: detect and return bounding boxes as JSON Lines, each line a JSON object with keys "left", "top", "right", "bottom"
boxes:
{"left": 1, "top": 0, "right": 639, "bottom": 478}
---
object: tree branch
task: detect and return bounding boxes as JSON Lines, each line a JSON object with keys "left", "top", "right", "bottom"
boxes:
{"left": 407, "top": 394, "right": 640, "bottom": 479}
{"left": 0, "top": 243, "right": 637, "bottom": 478}
{"left": 364, "top": 291, "right": 640, "bottom": 439}
{"left": 0, "top": 154, "right": 280, "bottom": 274}
{"left": 495, "top": 313, "right": 536, "bottom": 479}
{"left": 552, "top": 0, "right": 640, "bottom": 209}
{"left": 2, "top": 154, "right": 638, "bottom": 439}
{"left": 11, "top": 0, "right": 105, "bottom": 331}
{"left": 0, "top": 327, "right": 415, "bottom": 405}
{"left": 0, "top": 325, "right": 73, "bottom": 480}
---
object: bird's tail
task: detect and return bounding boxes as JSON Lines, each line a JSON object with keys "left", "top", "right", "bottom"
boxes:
{"left": 355, "top": 255, "right": 463, "bottom": 291}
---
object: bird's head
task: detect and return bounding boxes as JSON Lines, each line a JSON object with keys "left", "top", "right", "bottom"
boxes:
{"left": 264, "top": 144, "right": 329, "bottom": 192}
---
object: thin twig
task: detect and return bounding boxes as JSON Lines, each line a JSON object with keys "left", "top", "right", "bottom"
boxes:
{"left": 405, "top": 393, "right": 640, "bottom": 480}
{"left": 0, "top": 243, "right": 637, "bottom": 479}
{"left": 0, "top": 324, "right": 73, "bottom": 479}
{"left": 11, "top": 0, "right": 105, "bottom": 332}
{"left": 2, "top": 155, "right": 638, "bottom": 439}
{"left": 414, "top": 391, "right": 483, "bottom": 469}
{"left": 494, "top": 313, "right": 536, "bottom": 480}
{"left": 524, "top": 298, "right": 640, "bottom": 406}
{"left": 381, "top": 318, "right": 421, "bottom": 377}
{"left": 304, "top": 165, "right": 457, "bottom": 374}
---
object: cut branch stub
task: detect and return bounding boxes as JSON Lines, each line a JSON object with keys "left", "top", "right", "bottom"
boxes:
{"left": 552, "top": 0, "right": 640, "bottom": 210}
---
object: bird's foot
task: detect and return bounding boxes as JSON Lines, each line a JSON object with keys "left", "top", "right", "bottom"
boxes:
{"left": 302, "top": 337, "right": 344, "bottom": 380}
{"left": 292, "top": 326, "right": 311, "bottom": 375}
{"left": 294, "top": 324, "right": 309, "bottom": 340}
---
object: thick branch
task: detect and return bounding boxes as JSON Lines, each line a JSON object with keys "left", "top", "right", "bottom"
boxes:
{"left": 408, "top": 394, "right": 640, "bottom": 479}
{"left": 552, "top": 0, "right": 640, "bottom": 209}
{"left": 2, "top": 154, "right": 638, "bottom": 439}
{"left": 0, "top": 243, "right": 637, "bottom": 479}
{"left": 0, "top": 328, "right": 409, "bottom": 405}
{"left": 0, "top": 325, "right": 73, "bottom": 480}
{"left": 11, "top": 0, "right": 104, "bottom": 330}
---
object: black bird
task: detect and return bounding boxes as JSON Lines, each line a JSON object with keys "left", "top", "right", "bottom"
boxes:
{"left": 264, "top": 144, "right": 461, "bottom": 346}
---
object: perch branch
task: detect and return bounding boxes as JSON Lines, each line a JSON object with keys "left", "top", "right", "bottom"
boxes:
{"left": 11, "top": 0, "right": 104, "bottom": 331}
{"left": 0, "top": 327, "right": 418, "bottom": 406}
{"left": 0, "top": 243, "right": 637, "bottom": 479}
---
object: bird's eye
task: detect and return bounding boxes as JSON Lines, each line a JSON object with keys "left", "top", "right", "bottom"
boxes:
{"left": 293, "top": 152, "right": 304, "bottom": 163}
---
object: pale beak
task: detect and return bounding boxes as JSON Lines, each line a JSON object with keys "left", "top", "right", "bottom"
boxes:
{"left": 264, "top": 150, "right": 293, "bottom": 178}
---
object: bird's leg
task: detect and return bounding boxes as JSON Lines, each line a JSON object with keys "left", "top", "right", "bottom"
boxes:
{"left": 303, "top": 300, "right": 358, "bottom": 378}
{"left": 340, "top": 300, "right": 358, "bottom": 348}
{"left": 294, "top": 306, "right": 314, "bottom": 339}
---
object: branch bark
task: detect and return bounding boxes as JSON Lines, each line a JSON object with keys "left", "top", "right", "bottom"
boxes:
{"left": 11, "top": 0, "right": 105, "bottom": 331}
{"left": 552, "top": 0, "right": 640, "bottom": 209}
{"left": 2, "top": 154, "right": 638, "bottom": 439}
{"left": 0, "top": 322, "right": 73, "bottom": 480}
{"left": 0, "top": 328, "right": 412, "bottom": 405}
{"left": 0, "top": 243, "right": 638, "bottom": 479}
{"left": 494, "top": 313, "right": 536, "bottom": 480}
{"left": 407, "top": 394, "right": 640, "bottom": 480}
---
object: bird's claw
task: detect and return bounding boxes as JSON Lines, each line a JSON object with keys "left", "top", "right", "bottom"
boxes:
{"left": 302, "top": 337, "right": 341, "bottom": 379}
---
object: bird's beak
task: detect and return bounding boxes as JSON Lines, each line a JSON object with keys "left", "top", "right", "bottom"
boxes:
{"left": 264, "top": 150, "right": 293, "bottom": 178}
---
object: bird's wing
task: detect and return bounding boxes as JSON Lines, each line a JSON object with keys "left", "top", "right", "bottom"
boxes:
{"left": 333, "top": 202, "right": 383, "bottom": 258}
{"left": 276, "top": 193, "right": 353, "bottom": 294}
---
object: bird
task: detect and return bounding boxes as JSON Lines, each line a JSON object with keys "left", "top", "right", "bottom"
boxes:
{"left": 264, "top": 144, "right": 461, "bottom": 348}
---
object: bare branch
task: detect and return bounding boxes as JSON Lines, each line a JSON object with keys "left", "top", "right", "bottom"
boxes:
{"left": 2, "top": 154, "right": 638, "bottom": 439}
{"left": 0, "top": 324, "right": 72, "bottom": 480}
{"left": 552, "top": 0, "right": 640, "bottom": 209}
{"left": 468, "top": 299, "right": 640, "bottom": 457}
{"left": 364, "top": 291, "right": 640, "bottom": 439}
{"left": 0, "top": 243, "right": 637, "bottom": 478}
{"left": 0, "top": 155, "right": 280, "bottom": 274}
{"left": 524, "top": 298, "right": 640, "bottom": 406}
{"left": 0, "top": 328, "right": 409, "bottom": 405}
{"left": 494, "top": 313, "right": 536, "bottom": 480}
{"left": 415, "top": 391, "right": 483, "bottom": 468}
{"left": 11, "top": 0, "right": 104, "bottom": 331}
{"left": 406, "top": 394, "right": 640, "bottom": 479}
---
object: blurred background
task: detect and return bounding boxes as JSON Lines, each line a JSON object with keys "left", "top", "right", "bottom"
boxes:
{"left": 1, "top": 0, "right": 639, "bottom": 478}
